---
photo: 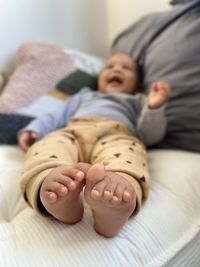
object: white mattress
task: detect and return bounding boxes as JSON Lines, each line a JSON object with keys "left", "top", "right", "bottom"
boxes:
{"left": 0, "top": 145, "right": 200, "bottom": 267}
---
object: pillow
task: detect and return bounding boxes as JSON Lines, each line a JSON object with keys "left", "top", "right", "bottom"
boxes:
{"left": 0, "top": 43, "right": 105, "bottom": 114}
{"left": 56, "top": 70, "right": 97, "bottom": 95}
{"left": 0, "top": 42, "right": 76, "bottom": 113}
{"left": 0, "top": 45, "right": 105, "bottom": 145}
{"left": 0, "top": 114, "right": 34, "bottom": 144}
{"left": 65, "top": 48, "right": 105, "bottom": 75}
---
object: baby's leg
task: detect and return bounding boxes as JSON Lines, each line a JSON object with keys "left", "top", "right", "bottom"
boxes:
{"left": 84, "top": 164, "right": 140, "bottom": 237}
{"left": 40, "top": 163, "right": 90, "bottom": 224}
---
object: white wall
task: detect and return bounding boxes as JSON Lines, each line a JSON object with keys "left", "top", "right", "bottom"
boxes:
{"left": 56, "top": 0, "right": 107, "bottom": 57}
{"left": 0, "top": 0, "right": 107, "bottom": 72}
{"left": 0, "top": 0, "right": 59, "bottom": 72}
{"left": 106, "top": 0, "right": 171, "bottom": 48}
{"left": 0, "top": 0, "right": 170, "bottom": 73}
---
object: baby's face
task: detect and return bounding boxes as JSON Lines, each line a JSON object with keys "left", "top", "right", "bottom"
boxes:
{"left": 98, "top": 53, "right": 139, "bottom": 94}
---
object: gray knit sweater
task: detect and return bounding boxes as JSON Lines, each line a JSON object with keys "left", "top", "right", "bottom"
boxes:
{"left": 23, "top": 87, "right": 167, "bottom": 146}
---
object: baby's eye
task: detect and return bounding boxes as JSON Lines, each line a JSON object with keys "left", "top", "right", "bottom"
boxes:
{"left": 122, "top": 64, "right": 132, "bottom": 70}
{"left": 105, "top": 64, "right": 114, "bottom": 69}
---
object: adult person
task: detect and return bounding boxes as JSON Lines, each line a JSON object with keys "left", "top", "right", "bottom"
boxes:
{"left": 112, "top": 0, "right": 200, "bottom": 152}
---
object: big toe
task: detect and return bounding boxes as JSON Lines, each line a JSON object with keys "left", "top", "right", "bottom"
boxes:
{"left": 86, "top": 163, "right": 105, "bottom": 186}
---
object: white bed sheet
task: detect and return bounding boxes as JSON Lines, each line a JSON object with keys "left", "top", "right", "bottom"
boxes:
{"left": 0, "top": 145, "right": 200, "bottom": 267}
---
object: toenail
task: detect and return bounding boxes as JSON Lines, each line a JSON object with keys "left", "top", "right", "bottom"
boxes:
{"left": 113, "top": 196, "right": 119, "bottom": 202}
{"left": 49, "top": 192, "right": 55, "bottom": 199}
{"left": 60, "top": 187, "right": 68, "bottom": 193}
{"left": 124, "top": 191, "right": 130, "bottom": 197}
{"left": 104, "top": 190, "right": 111, "bottom": 195}
{"left": 77, "top": 171, "right": 84, "bottom": 177}
{"left": 48, "top": 192, "right": 57, "bottom": 201}
{"left": 69, "top": 181, "right": 76, "bottom": 187}
{"left": 92, "top": 189, "right": 100, "bottom": 196}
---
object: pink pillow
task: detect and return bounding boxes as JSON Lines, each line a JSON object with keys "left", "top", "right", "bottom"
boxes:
{"left": 0, "top": 42, "right": 76, "bottom": 113}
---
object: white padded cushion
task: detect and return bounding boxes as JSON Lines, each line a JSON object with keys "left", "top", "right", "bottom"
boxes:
{"left": 65, "top": 48, "right": 106, "bottom": 75}
{"left": 0, "top": 146, "right": 200, "bottom": 267}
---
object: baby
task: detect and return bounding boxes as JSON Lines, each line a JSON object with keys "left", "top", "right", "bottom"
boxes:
{"left": 18, "top": 53, "right": 171, "bottom": 237}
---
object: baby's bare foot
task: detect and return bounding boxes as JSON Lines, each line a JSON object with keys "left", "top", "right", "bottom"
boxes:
{"left": 40, "top": 163, "right": 90, "bottom": 224}
{"left": 84, "top": 164, "right": 136, "bottom": 237}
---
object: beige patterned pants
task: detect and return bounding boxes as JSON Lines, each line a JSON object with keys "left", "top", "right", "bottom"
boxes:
{"left": 20, "top": 116, "right": 149, "bottom": 214}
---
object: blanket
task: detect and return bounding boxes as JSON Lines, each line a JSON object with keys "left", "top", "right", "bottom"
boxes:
{"left": 0, "top": 114, "right": 34, "bottom": 144}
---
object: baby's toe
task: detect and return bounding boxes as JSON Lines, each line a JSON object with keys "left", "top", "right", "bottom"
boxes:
{"left": 103, "top": 190, "right": 113, "bottom": 201}
{"left": 110, "top": 183, "right": 128, "bottom": 205}
{"left": 102, "top": 179, "right": 118, "bottom": 201}
{"left": 45, "top": 191, "right": 58, "bottom": 203}
{"left": 112, "top": 184, "right": 125, "bottom": 204}
{"left": 91, "top": 180, "right": 107, "bottom": 200}
{"left": 123, "top": 186, "right": 134, "bottom": 203}
{"left": 57, "top": 175, "right": 78, "bottom": 192}
{"left": 50, "top": 181, "right": 68, "bottom": 197}
{"left": 62, "top": 168, "right": 85, "bottom": 182}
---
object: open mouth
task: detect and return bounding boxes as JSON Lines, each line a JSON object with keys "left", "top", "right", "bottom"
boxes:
{"left": 108, "top": 75, "right": 123, "bottom": 86}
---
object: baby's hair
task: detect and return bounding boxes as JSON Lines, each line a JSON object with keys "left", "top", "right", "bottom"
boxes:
{"left": 110, "top": 52, "right": 142, "bottom": 93}
{"left": 111, "top": 51, "right": 136, "bottom": 62}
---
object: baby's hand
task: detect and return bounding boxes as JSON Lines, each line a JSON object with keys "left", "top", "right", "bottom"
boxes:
{"left": 18, "top": 131, "right": 38, "bottom": 152}
{"left": 148, "top": 81, "right": 171, "bottom": 109}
